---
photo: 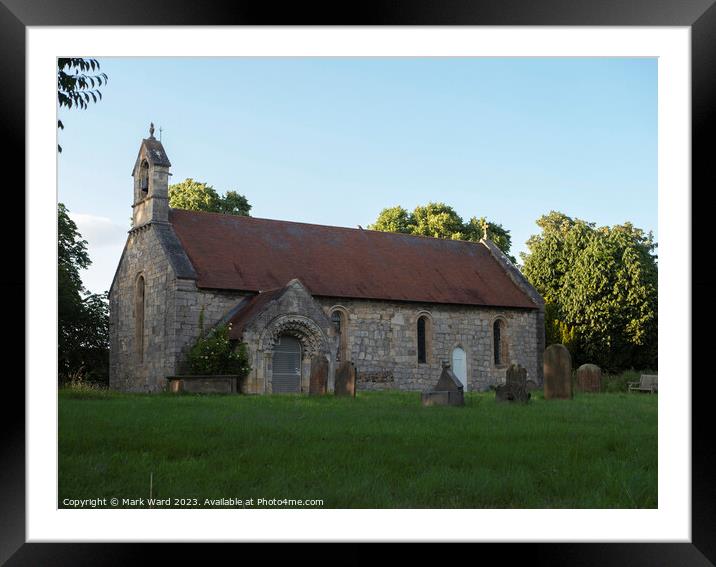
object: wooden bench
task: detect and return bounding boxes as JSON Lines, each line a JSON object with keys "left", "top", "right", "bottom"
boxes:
{"left": 628, "top": 374, "right": 658, "bottom": 393}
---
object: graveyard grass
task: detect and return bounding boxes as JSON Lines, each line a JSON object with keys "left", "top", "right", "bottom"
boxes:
{"left": 59, "top": 390, "right": 657, "bottom": 509}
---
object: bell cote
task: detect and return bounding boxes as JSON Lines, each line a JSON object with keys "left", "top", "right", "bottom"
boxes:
{"left": 131, "top": 123, "right": 172, "bottom": 227}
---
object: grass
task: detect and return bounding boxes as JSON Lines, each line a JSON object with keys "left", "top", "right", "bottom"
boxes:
{"left": 58, "top": 389, "right": 657, "bottom": 509}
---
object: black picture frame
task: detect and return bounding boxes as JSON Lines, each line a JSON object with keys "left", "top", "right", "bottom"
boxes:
{"left": 3, "top": 1, "right": 713, "bottom": 564}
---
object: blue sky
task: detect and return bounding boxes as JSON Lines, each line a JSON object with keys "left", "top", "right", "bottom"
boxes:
{"left": 58, "top": 57, "right": 657, "bottom": 294}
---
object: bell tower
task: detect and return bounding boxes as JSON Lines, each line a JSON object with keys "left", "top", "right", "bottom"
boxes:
{"left": 131, "top": 123, "right": 172, "bottom": 227}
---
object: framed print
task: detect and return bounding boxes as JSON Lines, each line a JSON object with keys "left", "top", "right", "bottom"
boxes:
{"left": 4, "top": 0, "right": 714, "bottom": 564}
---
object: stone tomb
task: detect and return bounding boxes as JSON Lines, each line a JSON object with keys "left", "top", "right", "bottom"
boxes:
{"left": 576, "top": 363, "right": 602, "bottom": 393}
{"left": 166, "top": 375, "right": 239, "bottom": 394}
{"left": 495, "top": 363, "right": 531, "bottom": 403}
{"left": 544, "top": 344, "right": 573, "bottom": 400}
{"left": 421, "top": 362, "right": 465, "bottom": 407}
{"left": 309, "top": 355, "right": 328, "bottom": 395}
{"left": 335, "top": 361, "right": 357, "bottom": 397}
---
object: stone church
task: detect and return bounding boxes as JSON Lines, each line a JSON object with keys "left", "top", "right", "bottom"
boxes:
{"left": 109, "top": 127, "right": 546, "bottom": 394}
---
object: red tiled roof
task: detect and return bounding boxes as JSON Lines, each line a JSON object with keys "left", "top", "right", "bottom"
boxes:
{"left": 169, "top": 209, "right": 538, "bottom": 309}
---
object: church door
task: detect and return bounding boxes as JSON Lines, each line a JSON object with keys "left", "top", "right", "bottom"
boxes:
{"left": 452, "top": 347, "right": 467, "bottom": 390}
{"left": 272, "top": 335, "right": 302, "bottom": 393}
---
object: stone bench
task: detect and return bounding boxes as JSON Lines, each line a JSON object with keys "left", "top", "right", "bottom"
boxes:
{"left": 628, "top": 374, "right": 658, "bottom": 394}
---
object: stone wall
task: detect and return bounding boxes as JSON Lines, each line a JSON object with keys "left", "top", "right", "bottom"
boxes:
{"left": 109, "top": 224, "right": 177, "bottom": 392}
{"left": 171, "top": 283, "right": 250, "bottom": 374}
{"left": 316, "top": 298, "right": 541, "bottom": 392}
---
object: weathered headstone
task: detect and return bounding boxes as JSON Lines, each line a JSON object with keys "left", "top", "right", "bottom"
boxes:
{"left": 544, "top": 344, "right": 572, "bottom": 400}
{"left": 421, "top": 362, "right": 464, "bottom": 406}
{"left": 495, "top": 363, "right": 530, "bottom": 403}
{"left": 309, "top": 355, "right": 328, "bottom": 395}
{"left": 576, "top": 363, "right": 601, "bottom": 393}
{"left": 335, "top": 361, "right": 357, "bottom": 397}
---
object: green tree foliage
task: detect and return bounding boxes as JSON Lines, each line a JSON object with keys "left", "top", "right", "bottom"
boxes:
{"left": 58, "top": 203, "right": 109, "bottom": 384}
{"left": 521, "top": 211, "right": 658, "bottom": 372}
{"left": 168, "top": 178, "right": 252, "bottom": 216}
{"left": 369, "top": 202, "right": 514, "bottom": 260}
{"left": 57, "top": 58, "right": 108, "bottom": 152}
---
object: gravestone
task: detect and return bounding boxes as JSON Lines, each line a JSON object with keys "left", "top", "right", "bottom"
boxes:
{"left": 544, "top": 344, "right": 572, "bottom": 400}
{"left": 421, "top": 362, "right": 464, "bottom": 407}
{"left": 309, "top": 355, "right": 328, "bottom": 395}
{"left": 576, "top": 363, "right": 601, "bottom": 393}
{"left": 335, "top": 361, "right": 357, "bottom": 397}
{"left": 495, "top": 363, "right": 530, "bottom": 403}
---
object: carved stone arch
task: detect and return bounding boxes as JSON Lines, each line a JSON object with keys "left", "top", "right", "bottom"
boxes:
{"left": 259, "top": 314, "right": 329, "bottom": 358}
{"left": 450, "top": 340, "right": 468, "bottom": 357}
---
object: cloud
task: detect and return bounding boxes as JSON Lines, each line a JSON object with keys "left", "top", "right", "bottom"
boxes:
{"left": 69, "top": 213, "right": 127, "bottom": 248}
{"left": 69, "top": 213, "right": 128, "bottom": 294}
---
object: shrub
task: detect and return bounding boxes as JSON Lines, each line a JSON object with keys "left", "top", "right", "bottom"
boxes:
{"left": 60, "top": 367, "right": 107, "bottom": 392}
{"left": 186, "top": 323, "right": 251, "bottom": 376}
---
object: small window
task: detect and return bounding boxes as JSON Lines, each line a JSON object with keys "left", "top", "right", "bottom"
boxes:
{"left": 417, "top": 316, "right": 427, "bottom": 363}
{"left": 331, "top": 309, "right": 348, "bottom": 363}
{"left": 135, "top": 275, "right": 145, "bottom": 362}
{"left": 493, "top": 319, "right": 508, "bottom": 366}
{"left": 140, "top": 160, "right": 149, "bottom": 193}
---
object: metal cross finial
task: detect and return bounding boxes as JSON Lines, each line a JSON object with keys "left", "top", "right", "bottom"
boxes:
{"left": 149, "top": 122, "right": 155, "bottom": 138}
{"left": 159, "top": 126, "right": 163, "bottom": 142}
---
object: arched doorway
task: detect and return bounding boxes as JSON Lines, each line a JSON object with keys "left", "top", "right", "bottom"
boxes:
{"left": 272, "top": 335, "right": 302, "bottom": 393}
{"left": 452, "top": 347, "right": 467, "bottom": 390}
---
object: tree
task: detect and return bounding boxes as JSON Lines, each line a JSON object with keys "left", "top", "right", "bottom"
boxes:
{"left": 168, "top": 179, "right": 252, "bottom": 216}
{"left": 521, "top": 211, "right": 658, "bottom": 372}
{"left": 57, "top": 58, "right": 108, "bottom": 153}
{"left": 217, "top": 190, "right": 252, "bottom": 216}
{"left": 368, "top": 202, "right": 514, "bottom": 260}
{"left": 367, "top": 205, "right": 412, "bottom": 234}
{"left": 58, "top": 203, "right": 109, "bottom": 384}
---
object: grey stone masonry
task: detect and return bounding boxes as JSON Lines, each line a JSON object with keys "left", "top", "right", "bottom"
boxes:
{"left": 240, "top": 280, "right": 334, "bottom": 395}
{"left": 315, "top": 297, "right": 541, "bottom": 392}
{"left": 109, "top": 224, "right": 177, "bottom": 391}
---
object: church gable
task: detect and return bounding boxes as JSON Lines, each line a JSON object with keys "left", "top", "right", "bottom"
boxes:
{"left": 228, "top": 279, "right": 333, "bottom": 357}
{"left": 131, "top": 123, "right": 171, "bottom": 174}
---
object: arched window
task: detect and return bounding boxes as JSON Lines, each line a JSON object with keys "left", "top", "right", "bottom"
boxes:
{"left": 135, "top": 274, "right": 145, "bottom": 362}
{"left": 417, "top": 315, "right": 431, "bottom": 364}
{"left": 139, "top": 160, "right": 149, "bottom": 194}
{"left": 493, "top": 319, "right": 508, "bottom": 366}
{"left": 331, "top": 308, "right": 348, "bottom": 362}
